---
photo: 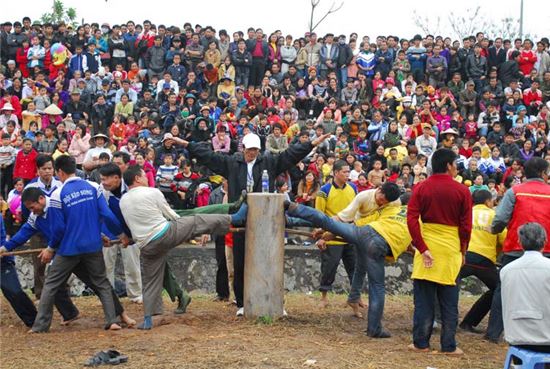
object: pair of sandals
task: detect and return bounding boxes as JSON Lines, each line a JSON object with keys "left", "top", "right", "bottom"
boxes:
{"left": 84, "top": 350, "right": 128, "bottom": 366}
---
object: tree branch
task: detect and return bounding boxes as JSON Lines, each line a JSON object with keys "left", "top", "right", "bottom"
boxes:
{"left": 311, "top": 1, "right": 344, "bottom": 32}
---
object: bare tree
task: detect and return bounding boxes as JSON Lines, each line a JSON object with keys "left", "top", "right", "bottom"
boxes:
{"left": 412, "top": 10, "right": 441, "bottom": 35}
{"left": 414, "top": 6, "right": 537, "bottom": 41}
{"left": 486, "top": 17, "right": 536, "bottom": 41}
{"left": 447, "top": 6, "right": 492, "bottom": 40}
{"left": 308, "top": 0, "right": 344, "bottom": 34}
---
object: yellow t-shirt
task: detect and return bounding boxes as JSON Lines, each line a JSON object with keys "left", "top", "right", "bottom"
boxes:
{"left": 384, "top": 145, "right": 408, "bottom": 161}
{"left": 315, "top": 182, "right": 357, "bottom": 245}
{"left": 285, "top": 123, "right": 301, "bottom": 141}
{"left": 321, "top": 163, "right": 332, "bottom": 183}
{"left": 338, "top": 188, "right": 401, "bottom": 222}
{"left": 362, "top": 205, "right": 412, "bottom": 262}
{"left": 411, "top": 223, "right": 462, "bottom": 285}
{"left": 468, "top": 204, "right": 507, "bottom": 263}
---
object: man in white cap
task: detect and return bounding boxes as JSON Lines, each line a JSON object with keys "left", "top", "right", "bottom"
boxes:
{"left": 0, "top": 102, "right": 17, "bottom": 129}
{"left": 173, "top": 131, "right": 330, "bottom": 315}
{"left": 83, "top": 133, "right": 112, "bottom": 172}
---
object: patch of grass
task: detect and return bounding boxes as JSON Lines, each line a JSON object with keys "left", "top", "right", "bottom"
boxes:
{"left": 256, "top": 315, "right": 274, "bottom": 325}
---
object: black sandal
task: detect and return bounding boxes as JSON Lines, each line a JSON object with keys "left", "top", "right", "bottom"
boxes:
{"left": 84, "top": 350, "right": 128, "bottom": 366}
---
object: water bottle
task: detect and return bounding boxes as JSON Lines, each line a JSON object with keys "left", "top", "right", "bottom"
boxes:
{"left": 261, "top": 170, "right": 269, "bottom": 193}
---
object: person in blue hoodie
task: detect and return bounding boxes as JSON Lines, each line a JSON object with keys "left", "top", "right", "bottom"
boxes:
{"left": 30, "top": 156, "right": 131, "bottom": 333}
{"left": 1, "top": 186, "right": 135, "bottom": 331}
{"left": 0, "top": 216, "right": 37, "bottom": 327}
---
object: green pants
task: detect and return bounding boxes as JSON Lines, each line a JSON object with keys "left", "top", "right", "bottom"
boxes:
{"left": 163, "top": 263, "right": 186, "bottom": 302}
{"left": 175, "top": 203, "right": 233, "bottom": 216}
{"left": 164, "top": 202, "right": 235, "bottom": 300}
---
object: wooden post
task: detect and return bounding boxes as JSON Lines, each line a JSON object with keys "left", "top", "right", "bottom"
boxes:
{"left": 244, "top": 193, "right": 285, "bottom": 319}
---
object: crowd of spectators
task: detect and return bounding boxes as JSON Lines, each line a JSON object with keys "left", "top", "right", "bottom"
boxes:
{"left": 0, "top": 17, "right": 549, "bottom": 222}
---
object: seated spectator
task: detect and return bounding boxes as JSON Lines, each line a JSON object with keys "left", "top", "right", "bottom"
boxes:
{"left": 295, "top": 171, "right": 319, "bottom": 207}
{"left": 501, "top": 222, "right": 550, "bottom": 354}
{"left": 212, "top": 126, "right": 231, "bottom": 153}
{"left": 265, "top": 123, "right": 288, "bottom": 154}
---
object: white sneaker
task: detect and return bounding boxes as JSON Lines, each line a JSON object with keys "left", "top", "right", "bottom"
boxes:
{"left": 283, "top": 309, "right": 288, "bottom": 317}
{"left": 130, "top": 296, "right": 143, "bottom": 304}
{"left": 236, "top": 307, "right": 244, "bottom": 316}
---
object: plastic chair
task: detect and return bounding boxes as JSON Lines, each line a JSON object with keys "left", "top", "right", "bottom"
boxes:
{"left": 503, "top": 346, "right": 550, "bottom": 369}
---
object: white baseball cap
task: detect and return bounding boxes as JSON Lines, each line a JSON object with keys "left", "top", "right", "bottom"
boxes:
{"left": 242, "top": 133, "right": 261, "bottom": 149}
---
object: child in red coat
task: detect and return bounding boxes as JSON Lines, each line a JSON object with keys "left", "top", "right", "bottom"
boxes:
{"left": 464, "top": 113, "right": 478, "bottom": 140}
{"left": 15, "top": 40, "right": 30, "bottom": 78}
{"left": 109, "top": 114, "right": 126, "bottom": 149}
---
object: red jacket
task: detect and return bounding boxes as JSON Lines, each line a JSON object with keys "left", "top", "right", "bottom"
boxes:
{"left": 523, "top": 88, "right": 542, "bottom": 106}
{"left": 16, "top": 47, "right": 30, "bottom": 78}
{"left": 518, "top": 50, "right": 537, "bottom": 76}
{"left": 13, "top": 149, "right": 38, "bottom": 181}
{"left": 503, "top": 180, "right": 550, "bottom": 254}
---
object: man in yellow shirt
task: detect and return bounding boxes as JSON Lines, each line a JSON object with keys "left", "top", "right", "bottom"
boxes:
{"left": 314, "top": 160, "right": 357, "bottom": 308}
{"left": 458, "top": 189, "right": 506, "bottom": 334}
{"left": 287, "top": 183, "right": 403, "bottom": 338}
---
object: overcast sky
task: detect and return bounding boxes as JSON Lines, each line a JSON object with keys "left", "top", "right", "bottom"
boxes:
{"left": 7, "top": 0, "right": 550, "bottom": 40}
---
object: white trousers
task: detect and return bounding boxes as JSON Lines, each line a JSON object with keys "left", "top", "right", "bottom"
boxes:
{"left": 103, "top": 244, "right": 142, "bottom": 299}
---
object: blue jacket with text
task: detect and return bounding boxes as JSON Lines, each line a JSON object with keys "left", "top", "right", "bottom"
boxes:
{"left": 49, "top": 177, "right": 123, "bottom": 256}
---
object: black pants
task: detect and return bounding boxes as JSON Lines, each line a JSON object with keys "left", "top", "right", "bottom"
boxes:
{"left": 250, "top": 57, "right": 266, "bottom": 87}
{"left": 233, "top": 232, "right": 245, "bottom": 307}
{"left": 0, "top": 164, "right": 13, "bottom": 199}
{"left": 458, "top": 252, "right": 499, "bottom": 327}
{"left": 215, "top": 235, "right": 230, "bottom": 299}
{"left": 1, "top": 260, "right": 37, "bottom": 327}
{"left": 319, "top": 243, "right": 355, "bottom": 292}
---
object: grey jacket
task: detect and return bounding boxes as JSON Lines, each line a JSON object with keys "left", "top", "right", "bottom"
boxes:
{"left": 501, "top": 251, "right": 550, "bottom": 346}
{"left": 146, "top": 46, "right": 166, "bottom": 72}
{"left": 465, "top": 54, "right": 487, "bottom": 79}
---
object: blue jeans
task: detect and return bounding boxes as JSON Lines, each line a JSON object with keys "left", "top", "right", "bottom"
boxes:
{"left": 1, "top": 259, "right": 37, "bottom": 327}
{"left": 413, "top": 279, "right": 459, "bottom": 352}
{"left": 288, "top": 204, "right": 388, "bottom": 335}
{"left": 479, "top": 126, "right": 488, "bottom": 137}
{"left": 338, "top": 67, "right": 348, "bottom": 89}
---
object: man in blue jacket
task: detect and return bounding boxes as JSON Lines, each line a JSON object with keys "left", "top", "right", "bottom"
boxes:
{"left": 0, "top": 216, "right": 37, "bottom": 327}
{"left": 30, "top": 156, "right": 130, "bottom": 333}
{"left": 22, "top": 155, "right": 79, "bottom": 324}
{"left": 0, "top": 187, "right": 135, "bottom": 331}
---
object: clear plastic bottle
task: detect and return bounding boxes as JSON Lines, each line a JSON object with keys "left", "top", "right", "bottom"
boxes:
{"left": 261, "top": 170, "right": 269, "bottom": 193}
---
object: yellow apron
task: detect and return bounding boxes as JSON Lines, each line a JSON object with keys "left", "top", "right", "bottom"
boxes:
{"left": 411, "top": 223, "right": 462, "bottom": 286}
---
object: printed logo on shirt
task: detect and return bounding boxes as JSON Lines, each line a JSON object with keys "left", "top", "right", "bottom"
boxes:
{"left": 63, "top": 189, "right": 94, "bottom": 207}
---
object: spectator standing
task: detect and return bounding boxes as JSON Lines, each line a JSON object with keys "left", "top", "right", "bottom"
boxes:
{"left": 407, "top": 148, "right": 472, "bottom": 355}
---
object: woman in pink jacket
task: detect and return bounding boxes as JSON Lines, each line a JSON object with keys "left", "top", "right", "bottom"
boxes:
{"left": 68, "top": 124, "right": 91, "bottom": 168}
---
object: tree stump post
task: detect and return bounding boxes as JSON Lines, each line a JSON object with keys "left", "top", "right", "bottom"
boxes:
{"left": 244, "top": 193, "right": 285, "bottom": 319}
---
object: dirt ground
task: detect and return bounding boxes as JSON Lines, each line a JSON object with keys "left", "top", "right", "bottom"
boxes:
{"left": 0, "top": 293, "right": 507, "bottom": 369}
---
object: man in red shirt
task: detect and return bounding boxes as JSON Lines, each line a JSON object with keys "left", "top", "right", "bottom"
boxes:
{"left": 523, "top": 79, "right": 543, "bottom": 116}
{"left": 407, "top": 148, "right": 472, "bottom": 355}
{"left": 246, "top": 29, "right": 268, "bottom": 88}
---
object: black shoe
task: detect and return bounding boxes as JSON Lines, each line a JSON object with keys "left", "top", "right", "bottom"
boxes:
{"left": 175, "top": 294, "right": 192, "bottom": 314}
{"left": 366, "top": 330, "right": 392, "bottom": 338}
{"left": 228, "top": 190, "right": 247, "bottom": 214}
{"left": 483, "top": 334, "right": 500, "bottom": 344}
{"left": 213, "top": 295, "right": 229, "bottom": 302}
{"left": 459, "top": 322, "right": 483, "bottom": 334}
